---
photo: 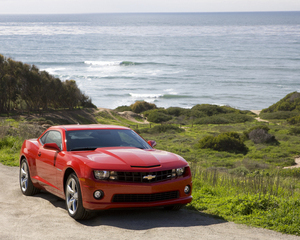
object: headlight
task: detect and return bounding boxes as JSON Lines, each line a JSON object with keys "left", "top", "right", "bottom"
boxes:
{"left": 94, "top": 170, "right": 119, "bottom": 180}
{"left": 176, "top": 167, "right": 185, "bottom": 176}
{"left": 94, "top": 170, "right": 110, "bottom": 180}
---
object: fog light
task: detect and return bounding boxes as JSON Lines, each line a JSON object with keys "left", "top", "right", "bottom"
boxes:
{"left": 94, "top": 190, "right": 104, "bottom": 199}
{"left": 184, "top": 185, "right": 191, "bottom": 194}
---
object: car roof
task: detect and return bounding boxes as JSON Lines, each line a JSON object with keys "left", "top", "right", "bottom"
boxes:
{"left": 49, "top": 124, "right": 130, "bottom": 131}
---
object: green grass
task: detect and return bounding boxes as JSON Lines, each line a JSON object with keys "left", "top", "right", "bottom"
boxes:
{"left": 188, "top": 167, "right": 300, "bottom": 235}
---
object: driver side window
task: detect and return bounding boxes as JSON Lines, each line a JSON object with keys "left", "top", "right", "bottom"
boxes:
{"left": 41, "top": 131, "right": 62, "bottom": 150}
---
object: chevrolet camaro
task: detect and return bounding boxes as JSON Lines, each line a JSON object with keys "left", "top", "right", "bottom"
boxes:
{"left": 19, "top": 125, "right": 192, "bottom": 219}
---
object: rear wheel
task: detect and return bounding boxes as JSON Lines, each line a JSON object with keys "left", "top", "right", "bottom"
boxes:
{"left": 65, "top": 173, "right": 90, "bottom": 220}
{"left": 19, "top": 159, "right": 39, "bottom": 196}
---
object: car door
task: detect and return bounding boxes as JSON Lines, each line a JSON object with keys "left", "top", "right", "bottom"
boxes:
{"left": 36, "top": 130, "right": 62, "bottom": 192}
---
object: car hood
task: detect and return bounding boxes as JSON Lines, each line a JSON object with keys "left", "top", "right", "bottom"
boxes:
{"left": 71, "top": 147, "right": 187, "bottom": 170}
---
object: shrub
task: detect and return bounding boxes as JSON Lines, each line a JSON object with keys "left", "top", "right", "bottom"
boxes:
{"left": 260, "top": 111, "right": 299, "bottom": 120}
{"left": 190, "top": 104, "right": 247, "bottom": 118}
{"left": 243, "top": 125, "right": 278, "bottom": 144}
{"left": 262, "top": 91, "right": 300, "bottom": 113}
{"left": 243, "top": 125, "right": 270, "bottom": 139}
{"left": 287, "top": 115, "right": 300, "bottom": 125}
{"left": 229, "top": 166, "right": 250, "bottom": 176}
{"left": 248, "top": 128, "right": 278, "bottom": 144}
{"left": 115, "top": 105, "right": 132, "bottom": 112}
{"left": 137, "top": 124, "right": 184, "bottom": 134}
{"left": 191, "top": 104, "right": 230, "bottom": 117}
{"left": 0, "top": 136, "right": 17, "bottom": 148}
{"left": 166, "top": 107, "right": 189, "bottom": 117}
{"left": 288, "top": 127, "right": 300, "bottom": 135}
{"left": 195, "top": 113, "right": 253, "bottom": 125}
{"left": 146, "top": 110, "right": 172, "bottom": 123}
{"left": 130, "top": 101, "right": 156, "bottom": 113}
{"left": 198, "top": 132, "right": 248, "bottom": 154}
{"left": 150, "top": 124, "right": 184, "bottom": 134}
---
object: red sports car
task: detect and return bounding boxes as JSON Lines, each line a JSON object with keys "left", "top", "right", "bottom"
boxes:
{"left": 19, "top": 125, "right": 192, "bottom": 219}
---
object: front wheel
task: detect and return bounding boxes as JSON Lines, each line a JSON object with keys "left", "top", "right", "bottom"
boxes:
{"left": 65, "top": 173, "right": 90, "bottom": 220}
{"left": 19, "top": 159, "right": 39, "bottom": 196}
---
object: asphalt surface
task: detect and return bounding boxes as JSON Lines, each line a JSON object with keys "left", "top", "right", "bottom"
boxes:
{"left": 0, "top": 163, "right": 299, "bottom": 240}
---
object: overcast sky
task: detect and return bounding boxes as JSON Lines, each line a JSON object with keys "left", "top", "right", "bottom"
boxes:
{"left": 1, "top": 0, "right": 300, "bottom": 14}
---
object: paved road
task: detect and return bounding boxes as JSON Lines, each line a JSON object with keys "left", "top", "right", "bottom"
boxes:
{"left": 0, "top": 163, "right": 299, "bottom": 240}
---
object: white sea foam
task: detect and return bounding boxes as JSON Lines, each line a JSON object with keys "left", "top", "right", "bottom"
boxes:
{"left": 41, "top": 67, "right": 66, "bottom": 74}
{"left": 129, "top": 93, "right": 163, "bottom": 99}
{"left": 84, "top": 61, "right": 120, "bottom": 66}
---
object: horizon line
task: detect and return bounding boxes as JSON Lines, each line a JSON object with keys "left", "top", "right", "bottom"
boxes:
{"left": 1, "top": 10, "right": 300, "bottom": 15}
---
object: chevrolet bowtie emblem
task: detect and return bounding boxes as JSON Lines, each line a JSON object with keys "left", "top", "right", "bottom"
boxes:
{"left": 143, "top": 175, "right": 156, "bottom": 180}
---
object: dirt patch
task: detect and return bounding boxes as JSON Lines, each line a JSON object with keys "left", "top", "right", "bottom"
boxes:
{"left": 250, "top": 110, "right": 269, "bottom": 123}
{"left": 97, "top": 108, "right": 149, "bottom": 124}
{"left": 284, "top": 158, "right": 300, "bottom": 169}
{"left": 117, "top": 111, "right": 149, "bottom": 124}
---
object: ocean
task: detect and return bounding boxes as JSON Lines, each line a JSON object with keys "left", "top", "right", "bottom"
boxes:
{"left": 0, "top": 12, "right": 299, "bottom": 110}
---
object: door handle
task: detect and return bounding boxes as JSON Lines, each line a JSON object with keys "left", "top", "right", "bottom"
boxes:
{"left": 38, "top": 152, "right": 41, "bottom": 157}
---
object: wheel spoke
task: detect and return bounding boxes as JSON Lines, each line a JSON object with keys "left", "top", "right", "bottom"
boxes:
{"left": 21, "top": 167, "right": 27, "bottom": 177}
{"left": 72, "top": 199, "right": 77, "bottom": 212}
{"left": 67, "top": 185, "right": 74, "bottom": 195}
{"left": 68, "top": 198, "right": 74, "bottom": 209}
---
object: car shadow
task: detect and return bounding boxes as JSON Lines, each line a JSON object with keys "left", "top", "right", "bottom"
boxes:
{"left": 34, "top": 191, "right": 226, "bottom": 230}
{"left": 82, "top": 208, "right": 226, "bottom": 230}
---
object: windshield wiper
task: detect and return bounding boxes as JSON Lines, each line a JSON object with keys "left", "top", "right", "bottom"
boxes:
{"left": 70, "top": 147, "right": 97, "bottom": 151}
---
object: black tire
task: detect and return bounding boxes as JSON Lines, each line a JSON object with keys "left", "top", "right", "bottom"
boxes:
{"left": 164, "top": 204, "right": 184, "bottom": 211}
{"left": 65, "top": 173, "right": 90, "bottom": 220}
{"left": 19, "top": 159, "right": 40, "bottom": 196}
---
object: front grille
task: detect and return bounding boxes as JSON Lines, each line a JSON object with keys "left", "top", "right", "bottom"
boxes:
{"left": 115, "top": 170, "right": 174, "bottom": 183}
{"left": 112, "top": 191, "right": 179, "bottom": 203}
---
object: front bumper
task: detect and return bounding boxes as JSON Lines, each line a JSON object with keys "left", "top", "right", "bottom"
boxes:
{"left": 80, "top": 176, "right": 192, "bottom": 210}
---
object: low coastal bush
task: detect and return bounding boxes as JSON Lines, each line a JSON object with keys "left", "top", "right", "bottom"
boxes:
{"left": 140, "top": 103, "right": 253, "bottom": 125}
{"left": 287, "top": 115, "right": 300, "bottom": 125}
{"left": 243, "top": 125, "right": 270, "bottom": 138}
{"left": 288, "top": 127, "right": 300, "bottom": 135}
{"left": 191, "top": 104, "right": 240, "bottom": 117}
{"left": 260, "top": 111, "right": 299, "bottom": 120}
{"left": 166, "top": 107, "right": 189, "bottom": 117}
{"left": 144, "top": 109, "right": 172, "bottom": 123}
{"left": 229, "top": 166, "right": 250, "bottom": 176}
{"left": 249, "top": 128, "right": 278, "bottom": 144}
{"left": 243, "top": 125, "right": 278, "bottom": 144}
{"left": 194, "top": 113, "right": 253, "bottom": 125}
{"left": 138, "top": 124, "right": 184, "bottom": 134}
{"left": 198, "top": 132, "right": 248, "bottom": 154}
{"left": 115, "top": 105, "right": 132, "bottom": 112}
{"left": 261, "top": 91, "right": 300, "bottom": 113}
{"left": 130, "top": 101, "right": 156, "bottom": 113}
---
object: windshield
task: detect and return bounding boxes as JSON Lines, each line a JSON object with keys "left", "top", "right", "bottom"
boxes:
{"left": 66, "top": 129, "right": 151, "bottom": 151}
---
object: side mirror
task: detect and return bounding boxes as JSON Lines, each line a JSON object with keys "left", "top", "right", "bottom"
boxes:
{"left": 147, "top": 140, "right": 157, "bottom": 148}
{"left": 44, "top": 143, "right": 61, "bottom": 152}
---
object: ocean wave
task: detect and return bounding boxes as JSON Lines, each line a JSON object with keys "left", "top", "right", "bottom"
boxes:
{"left": 84, "top": 60, "right": 164, "bottom": 67}
{"left": 130, "top": 93, "right": 163, "bottom": 98}
{"left": 161, "top": 94, "right": 194, "bottom": 99}
{"left": 84, "top": 61, "right": 120, "bottom": 66}
{"left": 41, "top": 67, "right": 66, "bottom": 74}
{"left": 120, "top": 61, "right": 163, "bottom": 66}
{"left": 129, "top": 93, "right": 194, "bottom": 99}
